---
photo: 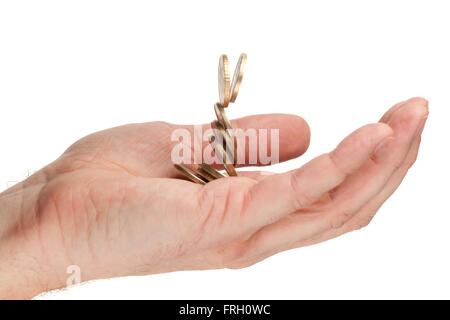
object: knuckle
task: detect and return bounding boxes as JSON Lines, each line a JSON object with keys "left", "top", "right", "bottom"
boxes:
{"left": 215, "top": 243, "right": 251, "bottom": 269}
{"left": 330, "top": 210, "right": 353, "bottom": 229}
{"left": 226, "top": 259, "right": 256, "bottom": 270}
{"left": 289, "top": 172, "right": 314, "bottom": 209}
{"left": 392, "top": 159, "right": 404, "bottom": 171}
{"left": 408, "top": 97, "right": 429, "bottom": 109}
{"left": 352, "top": 215, "right": 374, "bottom": 231}
{"left": 328, "top": 152, "right": 351, "bottom": 177}
{"left": 407, "top": 146, "right": 421, "bottom": 169}
{"left": 407, "top": 156, "right": 418, "bottom": 169}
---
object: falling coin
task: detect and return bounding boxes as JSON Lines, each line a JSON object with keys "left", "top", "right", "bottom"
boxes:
{"left": 230, "top": 53, "right": 247, "bottom": 103}
{"left": 211, "top": 120, "right": 236, "bottom": 164}
{"left": 214, "top": 102, "right": 233, "bottom": 132}
{"left": 210, "top": 135, "right": 237, "bottom": 176}
{"left": 213, "top": 103, "right": 237, "bottom": 164}
{"left": 174, "top": 164, "right": 207, "bottom": 185}
{"left": 218, "top": 55, "right": 231, "bottom": 108}
{"left": 173, "top": 53, "right": 247, "bottom": 184}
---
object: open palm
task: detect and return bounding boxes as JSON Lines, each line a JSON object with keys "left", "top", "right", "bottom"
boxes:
{"left": 5, "top": 97, "right": 427, "bottom": 292}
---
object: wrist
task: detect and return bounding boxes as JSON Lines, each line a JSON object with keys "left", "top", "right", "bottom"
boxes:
{"left": 0, "top": 177, "right": 65, "bottom": 298}
{"left": 0, "top": 237, "right": 48, "bottom": 299}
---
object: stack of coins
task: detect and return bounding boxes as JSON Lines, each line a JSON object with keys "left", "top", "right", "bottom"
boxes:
{"left": 174, "top": 53, "right": 247, "bottom": 184}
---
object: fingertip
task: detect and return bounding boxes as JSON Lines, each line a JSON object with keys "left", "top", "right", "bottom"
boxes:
{"left": 231, "top": 113, "right": 311, "bottom": 163}
{"left": 380, "top": 97, "right": 428, "bottom": 124}
{"left": 281, "top": 114, "right": 311, "bottom": 159}
{"left": 406, "top": 97, "right": 429, "bottom": 111}
{"left": 403, "top": 97, "right": 429, "bottom": 121}
{"left": 389, "top": 98, "right": 429, "bottom": 129}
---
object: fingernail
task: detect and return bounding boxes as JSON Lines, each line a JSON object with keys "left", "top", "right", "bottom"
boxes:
{"left": 414, "top": 116, "right": 428, "bottom": 139}
{"left": 374, "top": 136, "right": 394, "bottom": 154}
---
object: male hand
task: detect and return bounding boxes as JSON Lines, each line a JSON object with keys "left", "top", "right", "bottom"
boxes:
{"left": 0, "top": 97, "right": 428, "bottom": 298}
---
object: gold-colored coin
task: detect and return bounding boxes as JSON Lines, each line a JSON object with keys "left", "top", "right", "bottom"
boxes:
{"left": 173, "top": 53, "right": 247, "bottom": 185}
{"left": 174, "top": 163, "right": 207, "bottom": 185}
{"left": 214, "top": 102, "right": 233, "bottom": 132}
{"left": 230, "top": 53, "right": 247, "bottom": 103}
{"left": 197, "top": 167, "right": 216, "bottom": 182}
{"left": 209, "top": 135, "right": 237, "bottom": 176}
{"left": 200, "top": 163, "right": 227, "bottom": 179}
{"left": 213, "top": 103, "right": 237, "bottom": 164}
{"left": 211, "top": 120, "right": 236, "bottom": 165}
{"left": 218, "top": 55, "right": 231, "bottom": 108}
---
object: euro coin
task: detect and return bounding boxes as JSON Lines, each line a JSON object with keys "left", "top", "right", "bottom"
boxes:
{"left": 197, "top": 167, "right": 216, "bottom": 182}
{"left": 210, "top": 135, "right": 237, "bottom": 176}
{"left": 218, "top": 54, "right": 231, "bottom": 108}
{"left": 211, "top": 119, "right": 236, "bottom": 164}
{"left": 200, "top": 163, "right": 227, "bottom": 179}
{"left": 174, "top": 163, "right": 207, "bottom": 185}
{"left": 230, "top": 53, "right": 247, "bottom": 103}
{"left": 214, "top": 102, "right": 233, "bottom": 132}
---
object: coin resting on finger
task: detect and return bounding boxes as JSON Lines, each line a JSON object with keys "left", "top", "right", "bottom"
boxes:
{"left": 174, "top": 164, "right": 207, "bottom": 185}
{"left": 200, "top": 163, "right": 227, "bottom": 179}
{"left": 197, "top": 167, "right": 216, "bottom": 182}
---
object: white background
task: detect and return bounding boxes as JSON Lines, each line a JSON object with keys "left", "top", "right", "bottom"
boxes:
{"left": 0, "top": 0, "right": 448, "bottom": 299}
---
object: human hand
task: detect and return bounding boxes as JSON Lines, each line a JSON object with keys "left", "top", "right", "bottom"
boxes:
{"left": 0, "top": 97, "right": 428, "bottom": 298}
